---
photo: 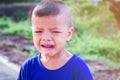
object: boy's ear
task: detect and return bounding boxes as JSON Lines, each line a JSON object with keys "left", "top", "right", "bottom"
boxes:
{"left": 67, "top": 27, "right": 74, "bottom": 41}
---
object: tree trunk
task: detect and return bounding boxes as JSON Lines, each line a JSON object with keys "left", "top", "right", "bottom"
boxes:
{"left": 103, "top": 0, "right": 120, "bottom": 31}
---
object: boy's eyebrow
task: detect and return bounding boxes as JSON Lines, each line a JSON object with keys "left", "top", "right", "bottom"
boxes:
{"left": 51, "top": 28, "right": 59, "bottom": 30}
{"left": 51, "top": 27, "right": 62, "bottom": 30}
{"left": 32, "top": 27, "right": 62, "bottom": 30}
{"left": 32, "top": 27, "right": 43, "bottom": 30}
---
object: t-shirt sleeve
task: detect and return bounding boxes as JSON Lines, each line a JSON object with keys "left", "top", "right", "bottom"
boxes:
{"left": 17, "top": 57, "right": 32, "bottom": 80}
{"left": 74, "top": 57, "right": 93, "bottom": 80}
{"left": 17, "top": 62, "right": 28, "bottom": 80}
{"left": 17, "top": 66, "right": 25, "bottom": 80}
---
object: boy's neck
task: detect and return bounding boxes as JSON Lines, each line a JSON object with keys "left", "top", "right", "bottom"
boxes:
{"left": 40, "top": 50, "right": 73, "bottom": 70}
{"left": 40, "top": 49, "right": 72, "bottom": 61}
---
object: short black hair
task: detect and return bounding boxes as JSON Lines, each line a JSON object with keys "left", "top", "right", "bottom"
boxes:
{"left": 32, "top": 0, "right": 72, "bottom": 27}
{"left": 33, "top": 1, "right": 66, "bottom": 17}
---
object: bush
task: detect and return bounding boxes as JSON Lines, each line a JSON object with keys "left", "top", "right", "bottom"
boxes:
{"left": 66, "top": 34, "right": 120, "bottom": 62}
{"left": 70, "top": 1, "right": 114, "bottom": 37}
{"left": 0, "top": 18, "right": 10, "bottom": 29}
{"left": 0, "top": 1, "right": 119, "bottom": 63}
{"left": 0, "top": 18, "right": 32, "bottom": 39}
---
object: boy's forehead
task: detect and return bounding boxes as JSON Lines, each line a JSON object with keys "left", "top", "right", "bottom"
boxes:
{"left": 32, "top": 13, "right": 68, "bottom": 23}
{"left": 32, "top": 16, "right": 70, "bottom": 30}
{"left": 32, "top": 14, "right": 70, "bottom": 30}
{"left": 32, "top": 14, "right": 67, "bottom": 25}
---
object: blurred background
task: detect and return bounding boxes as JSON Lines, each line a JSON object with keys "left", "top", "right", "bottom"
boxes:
{"left": 0, "top": 0, "right": 120, "bottom": 80}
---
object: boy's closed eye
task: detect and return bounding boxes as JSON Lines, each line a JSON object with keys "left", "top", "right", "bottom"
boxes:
{"left": 52, "top": 31, "right": 61, "bottom": 33}
{"left": 34, "top": 31, "right": 43, "bottom": 33}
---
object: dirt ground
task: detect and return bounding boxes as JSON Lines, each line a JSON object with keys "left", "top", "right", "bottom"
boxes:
{"left": 0, "top": 34, "right": 120, "bottom": 80}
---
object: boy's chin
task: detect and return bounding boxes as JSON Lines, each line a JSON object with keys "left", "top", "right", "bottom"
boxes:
{"left": 41, "top": 52, "right": 56, "bottom": 57}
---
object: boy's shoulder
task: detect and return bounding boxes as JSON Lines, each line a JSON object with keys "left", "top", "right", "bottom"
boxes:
{"left": 21, "top": 55, "right": 39, "bottom": 68}
{"left": 73, "top": 54, "right": 85, "bottom": 64}
{"left": 72, "top": 54, "right": 93, "bottom": 80}
{"left": 72, "top": 54, "right": 87, "bottom": 69}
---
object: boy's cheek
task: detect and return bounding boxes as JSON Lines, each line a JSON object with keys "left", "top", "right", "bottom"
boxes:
{"left": 33, "top": 34, "right": 40, "bottom": 38}
{"left": 33, "top": 36, "right": 40, "bottom": 44}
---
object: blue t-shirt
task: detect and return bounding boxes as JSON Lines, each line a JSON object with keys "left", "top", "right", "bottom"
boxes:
{"left": 17, "top": 54, "right": 93, "bottom": 80}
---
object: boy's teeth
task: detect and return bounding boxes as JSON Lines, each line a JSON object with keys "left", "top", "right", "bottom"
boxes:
{"left": 41, "top": 45, "right": 54, "bottom": 48}
{"left": 49, "top": 45, "right": 54, "bottom": 48}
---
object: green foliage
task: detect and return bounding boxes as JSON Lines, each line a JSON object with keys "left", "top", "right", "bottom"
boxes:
{"left": 0, "top": 18, "right": 32, "bottom": 39}
{"left": 0, "top": 18, "right": 11, "bottom": 28}
{"left": 66, "top": 34, "right": 120, "bottom": 62}
{"left": 66, "top": 1, "right": 119, "bottom": 62}
{"left": 71, "top": 2, "right": 96, "bottom": 16}
{"left": 0, "top": 1, "right": 120, "bottom": 63}
{"left": 14, "top": 11, "right": 28, "bottom": 21}
{"left": 73, "top": 16, "right": 99, "bottom": 36}
{"left": 70, "top": 1, "right": 114, "bottom": 37}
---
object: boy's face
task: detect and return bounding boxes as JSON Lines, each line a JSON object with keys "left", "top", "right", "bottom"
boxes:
{"left": 32, "top": 14, "right": 74, "bottom": 57}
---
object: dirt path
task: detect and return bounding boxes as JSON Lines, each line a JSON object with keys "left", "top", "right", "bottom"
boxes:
{"left": 0, "top": 34, "right": 34, "bottom": 65}
{"left": 0, "top": 55, "right": 19, "bottom": 80}
{"left": 0, "top": 34, "right": 120, "bottom": 80}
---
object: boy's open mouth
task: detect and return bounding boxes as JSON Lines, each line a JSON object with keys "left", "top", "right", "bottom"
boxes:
{"left": 41, "top": 44, "right": 55, "bottom": 49}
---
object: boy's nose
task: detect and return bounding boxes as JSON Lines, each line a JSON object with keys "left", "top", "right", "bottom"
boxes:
{"left": 41, "top": 33, "right": 52, "bottom": 41}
